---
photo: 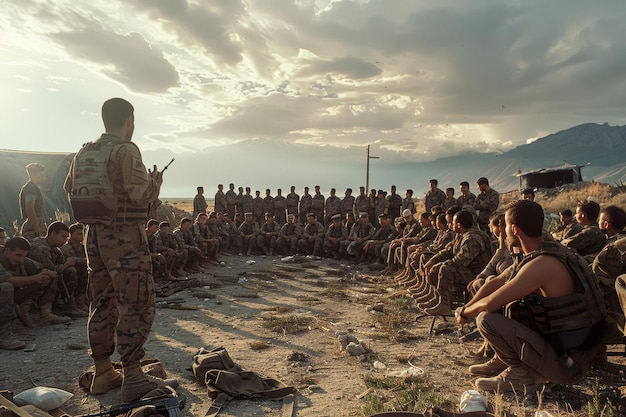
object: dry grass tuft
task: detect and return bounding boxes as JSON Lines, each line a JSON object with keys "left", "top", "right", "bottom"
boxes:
{"left": 248, "top": 341, "right": 273, "bottom": 350}
{"left": 260, "top": 314, "right": 315, "bottom": 334}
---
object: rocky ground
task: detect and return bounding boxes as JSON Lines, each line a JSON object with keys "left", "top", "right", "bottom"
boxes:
{"left": 2, "top": 254, "right": 626, "bottom": 417}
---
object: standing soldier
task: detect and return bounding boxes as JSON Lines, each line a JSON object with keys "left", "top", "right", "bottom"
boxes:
{"left": 457, "top": 181, "right": 476, "bottom": 208}
{"left": 339, "top": 188, "right": 355, "bottom": 219}
{"left": 64, "top": 98, "right": 177, "bottom": 402}
{"left": 273, "top": 189, "right": 287, "bottom": 226}
{"left": 354, "top": 187, "right": 370, "bottom": 219}
{"left": 19, "top": 163, "right": 48, "bottom": 240}
{"left": 193, "top": 186, "right": 208, "bottom": 218}
{"left": 474, "top": 177, "right": 499, "bottom": 233}
{"left": 242, "top": 187, "right": 254, "bottom": 216}
{"left": 214, "top": 184, "right": 227, "bottom": 215}
{"left": 263, "top": 189, "right": 274, "bottom": 219}
{"left": 442, "top": 188, "right": 458, "bottom": 211}
{"left": 386, "top": 185, "right": 403, "bottom": 219}
{"left": 235, "top": 186, "right": 245, "bottom": 217}
{"left": 310, "top": 185, "right": 325, "bottom": 224}
{"left": 402, "top": 189, "right": 416, "bottom": 215}
{"left": 424, "top": 179, "right": 446, "bottom": 213}
{"left": 324, "top": 188, "right": 341, "bottom": 226}
{"left": 299, "top": 186, "right": 312, "bottom": 222}
{"left": 225, "top": 183, "right": 237, "bottom": 219}
{"left": 253, "top": 190, "right": 265, "bottom": 223}
{"left": 286, "top": 186, "right": 300, "bottom": 218}
{"left": 374, "top": 190, "right": 390, "bottom": 225}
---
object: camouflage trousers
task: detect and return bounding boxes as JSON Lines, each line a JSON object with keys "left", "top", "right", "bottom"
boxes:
{"left": 276, "top": 236, "right": 297, "bottom": 255}
{"left": 0, "top": 278, "right": 57, "bottom": 324}
{"left": 85, "top": 223, "right": 156, "bottom": 367}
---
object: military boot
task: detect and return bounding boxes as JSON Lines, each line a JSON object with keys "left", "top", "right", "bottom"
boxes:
{"left": 0, "top": 321, "right": 26, "bottom": 350}
{"left": 417, "top": 294, "right": 440, "bottom": 310}
{"left": 90, "top": 360, "right": 124, "bottom": 395}
{"left": 39, "top": 303, "right": 71, "bottom": 326}
{"left": 66, "top": 296, "right": 89, "bottom": 318}
{"left": 121, "top": 364, "right": 179, "bottom": 403}
{"left": 469, "top": 356, "right": 508, "bottom": 377}
{"left": 475, "top": 366, "right": 545, "bottom": 393}
{"left": 423, "top": 290, "right": 452, "bottom": 316}
{"left": 16, "top": 296, "right": 36, "bottom": 328}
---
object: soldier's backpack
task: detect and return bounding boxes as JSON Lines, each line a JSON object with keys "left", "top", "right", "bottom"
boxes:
{"left": 190, "top": 347, "right": 296, "bottom": 417}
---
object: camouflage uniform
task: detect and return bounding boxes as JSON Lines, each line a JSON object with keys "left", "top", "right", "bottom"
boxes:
{"left": 457, "top": 192, "right": 476, "bottom": 208}
{"left": 324, "top": 195, "right": 341, "bottom": 226}
{"left": 263, "top": 194, "right": 275, "bottom": 218}
{"left": 298, "top": 221, "right": 325, "bottom": 255}
{"left": 323, "top": 222, "right": 348, "bottom": 258}
{"left": 424, "top": 188, "right": 446, "bottom": 213}
{"left": 374, "top": 198, "right": 389, "bottom": 226}
{"left": 242, "top": 193, "right": 254, "bottom": 216}
{"left": 474, "top": 188, "right": 499, "bottom": 230}
{"left": 61, "top": 239, "right": 89, "bottom": 304}
{"left": 173, "top": 227, "right": 203, "bottom": 268}
{"left": 19, "top": 181, "right": 47, "bottom": 241}
{"left": 29, "top": 237, "right": 81, "bottom": 309}
{"left": 562, "top": 224, "right": 607, "bottom": 257}
{"left": 277, "top": 221, "right": 303, "bottom": 255}
{"left": 354, "top": 195, "right": 370, "bottom": 219}
{"left": 311, "top": 192, "right": 325, "bottom": 223}
{"left": 427, "top": 229, "right": 492, "bottom": 304}
{"left": 401, "top": 197, "right": 416, "bottom": 215}
{"left": 237, "top": 220, "right": 260, "bottom": 255}
{"left": 442, "top": 197, "right": 458, "bottom": 211}
{"left": 214, "top": 189, "right": 227, "bottom": 214}
{"left": 193, "top": 193, "right": 208, "bottom": 218}
{"left": 593, "top": 236, "right": 626, "bottom": 342}
{"left": 64, "top": 133, "right": 160, "bottom": 366}
{"left": 554, "top": 220, "right": 584, "bottom": 241}
{"left": 0, "top": 254, "right": 56, "bottom": 327}
{"left": 299, "top": 193, "right": 312, "bottom": 221}
{"left": 253, "top": 195, "right": 265, "bottom": 223}
{"left": 155, "top": 230, "right": 187, "bottom": 274}
{"left": 286, "top": 191, "right": 300, "bottom": 216}
{"left": 343, "top": 222, "right": 375, "bottom": 258}
{"left": 339, "top": 195, "right": 355, "bottom": 218}
{"left": 225, "top": 189, "right": 237, "bottom": 219}
{"left": 386, "top": 193, "right": 402, "bottom": 219}
{"left": 273, "top": 195, "right": 287, "bottom": 226}
{"left": 256, "top": 220, "right": 281, "bottom": 255}
{"left": 363, "top": 223, "right": 398, "bottom": 262}
{"left": 193, "top": 221, "right": 219, "bottom": 260}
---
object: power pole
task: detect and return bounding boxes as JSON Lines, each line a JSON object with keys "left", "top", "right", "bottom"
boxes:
{"left": 365, "top": 144, "right": 380, "bottom": 193}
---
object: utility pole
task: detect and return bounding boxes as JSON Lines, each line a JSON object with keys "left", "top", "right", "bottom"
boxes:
{"left": 365, "top": 144, "right": 380, "bottom": 193}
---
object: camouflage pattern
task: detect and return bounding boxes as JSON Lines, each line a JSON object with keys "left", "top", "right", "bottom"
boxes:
{"left": 386, "top": 193, "right": 402, "bottom": 219}
{"left": 310, "top": 192, "right": 325, "bottom": 221}
{"left": 19, "top": 181, "right": 47, "bottom": 240}
{"left": 193, "top": 221, "right": 219, "bottom": 260}
{"left": 286, "top": 191, "right": 300, "bottom": 216}
{"left": 473, "top": 188, "right": 499, "bottom": 228}
{"left": 277, "top": 221, "right": 303, "bottom": 255}
{"left": 456, "top": 192, "right": 476, "bottom": 208}
{"left": 430, "top": 229, "right": 492, "bottom": 276}
{"left": 344, "top": 222, "right": 375, "bottom": 257}
{"left": 363, "top": 223, "right": 398, "bottom": 261}
{"left": 592, "top": 236, "right": 626, "bottom": 342}
{"left": 424, "top": 188, "right": 446, "bottom": 213}
{"left": 242, "top": 193, "right": 254, "bottom": 215}
{"left": 273, "top": 195, "right": 287, "bottom": 225}
{"left": 256, "top": 220, "right": 281, "bottom": 255}
{"left": 558, "top": 221, "right": 584, "bottom": 241}
{"left": 298, "top": 221, "right": 325, "bottom": 255}
{"left": 214, "top": 189, "right": 227, "bottom": 214}
{"left": 299, "top": 193, "right": 312, "bottom": 220}
{"left": 61, "top": 239, "right": 88, "bottom": 301}
{"left": 155, "top": 230, "right": 187, "bottom": 274}
{"left": 237, "top": 220, "right": 260, "bottom": 254}
{"left": 29, "top": 237, "right": 79, "bottom": 304}
{"left": 339, "top": 195, "right": 355, "bottom": 217}
{"left": 0, "top": 254, "right": 56, "bottom": 324}
{"left": 442, "top": 197, "right": 458, "bottom": 211}
{"left": 562, "top": 224, "right": 607, "bottom": 257}
{"left": 225, "top": 188, "right": 237, "bottom": 219}
{"left": 235, "top": 190, "right": 244, "bottom": 216}
{"left": 354, "top": 195, "right": 370, "bottom": 218}
{"left": 425, "top": 229, "right": 454, "bottom": 254}
{"left": 401, "top": 197, "right": 415, "bottom": 215}
{"left": 85, "top": 223, "right": 155, "bottom": 365}
{"left": 263, "top": 194, "right": 275, "bottom": 217}
{"left": 253, "top": 195, "right": 265, "bottom": 222}
{"left": 193, "top": 193, "right": 208, "bottom": 218}
{"left": 173, "top": 226, "right": 203, "bottom": 267}
{"left": 374, "top": 198, "right": 389, "bottom": 223}
{"left": 323, "top": 223, "right": 348, "bottom": 257}
{"left": 324, "top": 195, "right": 341, "bottom": 225}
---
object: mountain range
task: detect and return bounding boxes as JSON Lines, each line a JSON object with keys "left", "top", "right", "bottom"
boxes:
{"left": 145, "top": 122, "right": 626, "bottom": 198}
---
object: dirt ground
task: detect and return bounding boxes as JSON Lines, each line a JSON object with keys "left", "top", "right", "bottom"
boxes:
{"left": 2, "top": 254, "right": 626, "bottom": 417}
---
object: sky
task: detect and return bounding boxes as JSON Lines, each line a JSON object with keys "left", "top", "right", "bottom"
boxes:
{"left": 2, "top": 0, "right": 626, "bottom": 197}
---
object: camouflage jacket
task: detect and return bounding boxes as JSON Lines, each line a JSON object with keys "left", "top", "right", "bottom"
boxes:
{"left": 325, "top": 223, "right": 348, "bottom": 240}
{"left": 214, "top": 190, "right": 227, "bottom": 213}
{"left": 425, "top": 188, "right": 446, "bottom": 212}
{"left": 371, "top": 224, "right": 398, "bottom": 242}
{"left": 0, "top": 252, "right": 43, "bottom": 283}
{"left": 28, "top": 237, "right": 65, "bottom": 276}
{"left": 173, "top": 228, "right": 198, "bottom": 249}
{"left": 280, "top": 222, "right": 303, "bottom": 238}
{"left": 303, "top": 222, "right": 325, "bottom": 238}
{"left": 325, "top": 196, "right": 341, "bottom": 216}
{"left": 349, "top": 222, "right": 375, "bottom": 240}
{"left": 474, "top": 188, "right": 499, "bottom": 224}
{"left": 354, "top": 195, "right": 370, "bottom": 215}
{"left": 457, "top": 192, "right": 476, "bottom": 208}
{"left": 562, "top": 224, "right": 607, "bottom": 257}
{"left": 431, "top": 229, "right": 492, "bottom": 275}
{"left": 299, "top": 194, "right": 312, "bottom": 214}
{"left": 238, "top": 221, "right": 260, "bottom": 237}
{"left": 339, "top": 196, "right": 355, "bottom": 214}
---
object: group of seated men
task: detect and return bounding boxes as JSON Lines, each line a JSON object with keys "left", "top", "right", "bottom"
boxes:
{"left": 1, "top": 221, "right": 90, "bottom": 350}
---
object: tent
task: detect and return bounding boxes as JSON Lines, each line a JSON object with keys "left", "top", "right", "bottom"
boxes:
{"left": 0, "top": 149, "right": 74, "bottom": 235}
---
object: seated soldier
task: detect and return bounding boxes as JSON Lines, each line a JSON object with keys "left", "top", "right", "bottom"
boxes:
{"left": 173, "top": 218, "right": 204, "bottom": 273}
{"left": 277, "top": 214, "right": 302, "bottom": 255}
{"left": 562, "top": 201, "right": 606, "bottom": 258}
{"left": 193, "top": 214, "right": 219, "bottom": 265}
{"left": 324, "top": 214, "right": 348, "bottom": 259}
{"left": 1, "top": 237, "right": 70, "bottom": 344}
{"left": 298, "top": 213, "right": 324, "bottom": 256}
{"left": 361, "top": 214, "right": 398, "bottom": 264}
{"left": 257, "top": 213, "right": 281, "bottom": 255}
{"left": 418, "top": 210, "right": 492, "bottom": 316}
{"left": 457, "top": 200, "right": 606, "bottom": 393}
{"left": 28, "top": 221, "right": 87, "bottom": 318}
{"left": 146, "top": 219, "right": 174, "bottom": 281}
{"left": 156, "top": 221, "right": 188, "bottom": 278}
{"left": 61, "top": 222, "right": 89, "bottom": 312}
{"left": 552, "top": 209, "right": 583, "bottom": 242}
{"left": 237, "top": 212, "right": 260, "bottom": 256}
{"left": 381, "top": 209, "right": 421, "bottom": 275}
{"left": 394, "top": 212, "right": 437, "bottom": 277}
{"left": 593, "top": 235, "right": 626, "bottom": 343}
{"left": 599, "top": 205, "right": 626, "bottom": 245}
{"left": 341, "top": 212, "right": 376, "bottom": 261}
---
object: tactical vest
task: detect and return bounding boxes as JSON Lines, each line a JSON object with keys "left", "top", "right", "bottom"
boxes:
{"left": 68, "top": 136, "right": 148, "bottom": 225}
{"left": 505, "top": 241, "right": 606, "bottom": 345}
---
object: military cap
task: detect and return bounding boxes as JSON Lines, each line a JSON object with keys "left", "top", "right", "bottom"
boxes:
{"left": 306, "top": 213, "right": 316, "bottom": 218}
{"left": 331, "top": 214, "right": 342, "bottom": 221}
{"left": 244, "top": 212, "right": 253, "bottom": 217}
{"left": 359, "top": 212, "right": 368, "bottom": 218}
{"left": 402, "top": 209, "right": 413, "bottom": 218}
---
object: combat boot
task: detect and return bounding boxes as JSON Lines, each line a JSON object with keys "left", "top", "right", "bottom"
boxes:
{"left": 90, "top": 359, "right": 123, "bottom": 395}
{"left": 469, "top": 356, "right": 508, "bottom": 377}
{"left": 39, "top": 303, "right": 71, "bottom": 326}
{"left": 417, "top": 294, "right": 440, "bottom": 310}
{"left": 121, "top": 364, "right": 179, "bottom": 403}
{"left": 0, "top": 321, "right": 26, "bottom": 350}
{"left": 423, "top": 290, "right": 452, "bottom": 316}
{"left": 66, "top": 297, "right": 89, "bottom": 318}
{"left": 413, "top": 288, "right": 434, "bottom": 303}
{"left": 16, "top": 296, "right": 36, "bottom": 328}
{"left": 475, "top": 366, "right": 545, "bottom": 393}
